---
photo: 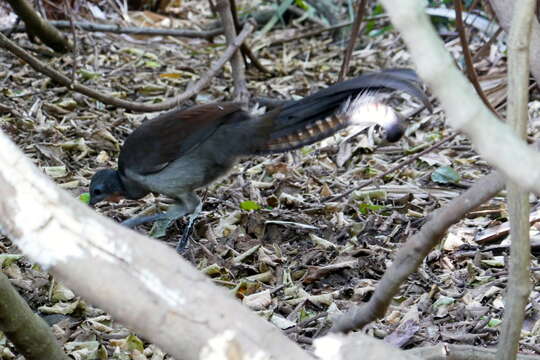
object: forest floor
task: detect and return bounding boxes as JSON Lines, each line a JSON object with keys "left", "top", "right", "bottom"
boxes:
{"left": 1, "top": 1, "right": 540, "bottom": 359}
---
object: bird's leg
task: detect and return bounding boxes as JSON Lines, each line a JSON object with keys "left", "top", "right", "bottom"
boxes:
{"left": 176, "top": 200, "right": 202, "bottom": 253}
{"left": 148, "top": 201, "right": 192, "bottom": 238}
{"left": 146, "top": 194, "right": 202, "bottom": 241}
{"left": 122, "top": 192, "right": 202, "bottom": 252}
{"left": 122, "top": 211, "right": 175, "bottom": 228}
{"left": 122, "top": 192, "right": 199, "bottom": 230}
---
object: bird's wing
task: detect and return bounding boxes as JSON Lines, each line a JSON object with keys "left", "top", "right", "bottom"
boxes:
{"left": 119, "top": 102, "right": 244, "bottom": 175}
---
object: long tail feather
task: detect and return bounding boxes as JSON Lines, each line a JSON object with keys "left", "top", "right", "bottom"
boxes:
{"left": 254, "top": 69, "right": 430, "bottom": 154}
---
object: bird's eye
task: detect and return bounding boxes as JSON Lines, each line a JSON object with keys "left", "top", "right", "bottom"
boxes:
{"left": 93, "top": 189, "right": 102, "bottom": 196}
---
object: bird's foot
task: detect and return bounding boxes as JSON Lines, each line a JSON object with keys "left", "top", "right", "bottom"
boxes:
{"left": 175, "top": 201, "right": 202, "bottom": 254}
{"left": 149, "top": 217, "right": 177, "bottom": 238}
{"left": 121, "top": 200, "right": 202, "bottom": 254}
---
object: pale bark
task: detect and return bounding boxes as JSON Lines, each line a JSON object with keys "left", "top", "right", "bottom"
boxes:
{"left": 497, "top": 1, "right": 535, "bottom": 359}
{"left": 489, "top": 0, "right": 540, "bottom": 85}
{"left": 0, "top": 129, "right": 312, "bottom": 360}
{"left": 376, "top": 0, "right": 540, "bottom": 196}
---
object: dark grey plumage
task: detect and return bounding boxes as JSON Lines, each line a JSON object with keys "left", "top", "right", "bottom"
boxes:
{"left": 89, "top": 69, "right": 430, "bottom": 250}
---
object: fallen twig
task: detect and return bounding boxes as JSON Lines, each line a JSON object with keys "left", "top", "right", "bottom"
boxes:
{"left": 338, "top": 0, "right": 368, "bottom": 81}
{"left": 326, "top": 133, "right": 457, "bottom": 202}
{"left": 0, "top": 20, "right": 223, "bottom": 40}
{"left": 0, "top": 22, "right": 254, "bottom": 112}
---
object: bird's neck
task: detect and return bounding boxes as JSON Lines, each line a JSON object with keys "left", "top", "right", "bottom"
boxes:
{"left": 118, "top": 171, "right": 150, "bottom": 200}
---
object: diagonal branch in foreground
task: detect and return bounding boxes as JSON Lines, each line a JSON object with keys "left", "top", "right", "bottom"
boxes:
{"left": 332, "top": 171, "right": 505, "bottom": 332}
{"left": 0, "top": 128, "right": 312, "bottom": 360}
{"left": 0, "top": 272, "right": 70, "bottom": 360}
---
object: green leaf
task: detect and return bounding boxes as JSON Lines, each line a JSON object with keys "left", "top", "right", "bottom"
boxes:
{"left": 240, "top": 200, "right": 262, "bottom": 211}
{"left": 144, "top": 60, "right": 161, "bottom": 68}
{"left": 126, "top": 335, "right": 144, "bottom": 352}
{"left": 487, "top": 318, "right": 502, "bottom": 327}
{"left": 358, "top": 203, "right": 386, "bottom": 215}
{"left": 431, "top": 166, "right": 461, "bottom": 184}
{"left": 367, "top": 24, "right": 394, "bottom": 37}
{"left": 79, "top": 192, "right": 90, "bottom": 204}
{"left": 0, "top": 254, "right": 23, "bottom": 268}
{"left": 372, "top": 4, "right": 385, "bottom": 15}
{"left": 301, "top": 146, "right": 314, "bottom": 155}
{"left": 294, "top": 0, "right": 308, "bottom": 10}
{"left": 77, "top": 69, "right": 101, "bottom": 81}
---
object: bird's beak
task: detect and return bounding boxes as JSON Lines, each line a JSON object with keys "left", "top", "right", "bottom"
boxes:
{"left": 105, "top": 194, "right": 124, "bottom": 203}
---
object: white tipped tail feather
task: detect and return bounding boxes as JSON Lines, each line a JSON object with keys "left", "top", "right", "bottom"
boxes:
{"left": 339, "top": 92, "right": 405, "bottom": 142}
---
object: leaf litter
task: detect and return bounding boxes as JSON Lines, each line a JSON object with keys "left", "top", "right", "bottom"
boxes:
{"left": 1, "top": 0, "right": 540, "bottom": 358}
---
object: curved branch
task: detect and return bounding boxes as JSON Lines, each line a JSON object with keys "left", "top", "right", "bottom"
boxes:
{"left": 332, "top": 171, "right": 505, "bottom": 332}
{"left": 453, "top": 0, "right": 498, "bottom": 115}
{"left": 0, "top": 22, "right": 254, "bottom": 113}
{"left": 376, "top": 0, "right": 540, "bottom": 196}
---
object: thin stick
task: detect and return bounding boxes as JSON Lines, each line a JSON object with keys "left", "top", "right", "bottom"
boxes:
{"left": 216, "top": 0, "right": 249, "bottom": 103}
{"left": 496, "top": 0, "right": 535, "bottom": 358}
{"left": 64, "top": 0, "right": 77, "bottom": 85}
{"left": 453, "top": 0, "right": 499, "bottom": 115}
{"left": 326, "top": 133, "right": 458, "bottom": 202}
{"left": 228, "top": 0, "right": 271, "bottom": 74}
{"left": 0, "top": 20, "right": 223, "bottom": 40}
{"left": 0, "top": 22, "right": 254, "bottom": 112}
{"left": 269, "top": 21, "right": 354, "bottom": 47}
{"left": 338, "top": 0, "right": 368, "bottom": 81}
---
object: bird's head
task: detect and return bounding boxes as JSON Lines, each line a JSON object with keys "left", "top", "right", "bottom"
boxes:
{"left": 89, "top": 169, "right": 126, "bottom": 206}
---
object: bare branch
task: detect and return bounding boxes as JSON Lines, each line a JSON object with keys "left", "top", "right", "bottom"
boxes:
{"left": 332, "top": 172, "right": 505, "bottom": 332}
{"left": 0, "top": 22, "right": 254, "bottom": 112}
{"left": 338, "top": 0, "right": 368, "bottom": 81}
{"left": 453, "top": 0, "right": 498, "bottom": 115}
{"left": 0, "top": 20, "right": 223, "bottom": 40}
{"left": 0, "top": 272, "right": 70, "bottom": 360}
{"left": 408, "top": 343, "right": 540, "bottom": 360}
{"left": 216, "top": 0, "right": 249, "bottom": 103}
{"left": 496, "top": 0, "right": 535, "bottom": 358}
{"left": 315, "top": 333, "right": 422, "bottom": 360}
{"left": 0, "top": 129, "right": 312, "bottom": 360}
{"left": 376, "top": 0, "right": 540, "bottom": 196}
{"left": 5, "top": 0, "right": 71, "bottom": 52}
